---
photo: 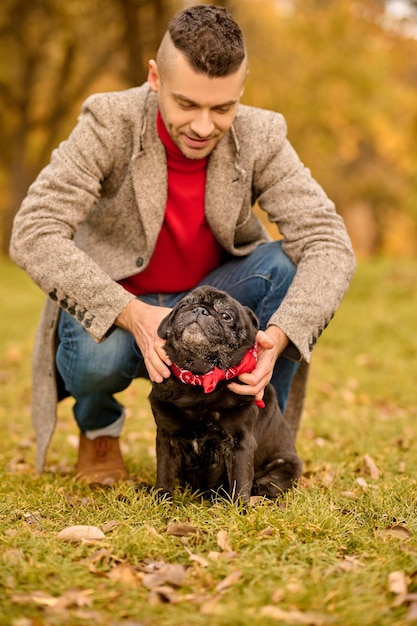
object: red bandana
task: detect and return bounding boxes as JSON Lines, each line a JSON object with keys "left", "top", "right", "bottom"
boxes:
{"left": 170, "top": 345, "right": 265, "bottom": 408}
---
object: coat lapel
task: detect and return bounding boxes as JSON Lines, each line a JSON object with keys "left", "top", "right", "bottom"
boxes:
{"left": 131, "top": 95, "right": 247, "bottom": 254}
{"left": 205, "top": 130, "right": 247, "bottom": 250}
{"left": 130, "top": 96, "right": 167, "bottom": 251}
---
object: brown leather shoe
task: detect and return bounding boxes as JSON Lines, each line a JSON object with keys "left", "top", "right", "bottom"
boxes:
{"left": 76, "top": 434, "right": 128, "bottom": 486}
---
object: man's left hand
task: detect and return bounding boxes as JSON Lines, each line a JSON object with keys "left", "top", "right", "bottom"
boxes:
{"left": 227, "top": 325, "right": 289, "bottom": 405}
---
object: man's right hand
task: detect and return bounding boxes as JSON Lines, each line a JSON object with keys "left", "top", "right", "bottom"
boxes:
{"left": 115, "top": 299, "right": 172, "bottom": 383}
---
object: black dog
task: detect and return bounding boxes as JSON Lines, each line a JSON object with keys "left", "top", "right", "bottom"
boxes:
{"left": 149, "top": 286, "right": 302, "bottom": 502}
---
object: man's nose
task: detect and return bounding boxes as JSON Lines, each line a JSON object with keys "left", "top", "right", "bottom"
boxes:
{"left": 190, "top": 110, "right": 215, "bottom": 138}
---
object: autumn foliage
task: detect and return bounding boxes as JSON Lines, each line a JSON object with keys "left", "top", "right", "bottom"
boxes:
{"left": 1, "top": 0, "right": 417, "bottom": 255}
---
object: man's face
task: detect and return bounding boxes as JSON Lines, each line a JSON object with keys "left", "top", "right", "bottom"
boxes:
{"left": 148, "top": 51, "right": 246, "bottom": 160}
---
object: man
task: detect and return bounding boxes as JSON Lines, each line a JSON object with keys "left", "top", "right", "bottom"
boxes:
{"left": 10, "top": 4, "right": 355, "bottom": 485}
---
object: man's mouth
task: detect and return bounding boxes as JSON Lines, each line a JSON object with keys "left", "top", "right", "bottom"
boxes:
{"left": 183, "top": 134, "right": 215, "bottom": 149}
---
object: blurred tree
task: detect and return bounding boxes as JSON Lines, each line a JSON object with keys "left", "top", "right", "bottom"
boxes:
{"left": 0, "top": 0, "right": 233, "bottom": 254}
{"left": 1, "top": 0, "right": 416, "bottom": 256}
{"left": 235, "top": 0, "right": 417, "bottom": 255}
{"left": 0, "top": 0, "right": 182, "bottom": 254}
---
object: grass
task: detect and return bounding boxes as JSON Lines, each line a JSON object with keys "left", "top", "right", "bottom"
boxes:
{"left": 1, "top": 254, "right": 417, "bottom": 626}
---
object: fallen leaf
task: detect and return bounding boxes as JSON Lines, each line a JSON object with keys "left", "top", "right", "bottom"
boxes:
{"left": 52, "top": 589, "right": 94, "bottom": 610}
{"left": 11, "top": 589, "right": 93, "bottom": 610}
{"left": 407, "top": 601, "right": 417, "bottom": 620}
{"left": 340, "top": 491, "right": 359, "bottom": 499}
{"left": 142, "top": 563, "right": 187, "bottom": 590}
{"left": 107, "top": 563, "right": 142, "bottom": 587}
{"left": 389, "top": 570, "right": 408, "bottom": 597}
{"left": 165, "top": 522, "right": 203, "bottom": 538}
{"left": 57, "top": 525, "right": 106, "bottom": 543}
{"left": 11, "top": 591, "right": 57, "bottom": 607}
{"left": 148, "top": 585, "right": 179, "bottom": 605}
{"left": 23, "top": 511, "right": 42, "bottom": 527}
{"left": 217, "top": 530, "right": 232, "bottom": 552}
{"left": 3, "top": 548, "right": 25, "bottom": 565}
{"left": 363, "top": 454, "right": 381, "bottom": 480}
{"left": 356, "top": 477, "right": 368, "bottom": 489}
{"left": 260, "top": 605, "right": 324, "bottom": 624}
{"left": 188, "top": 553, "right": 210, "bottom": 568}
{"left": 200, "top": 594, "right": 221, "bottom": 615}
{"left": 271, "top": 588, "right": 285, "bottom": 603}
{"left": 337, "top": 555, "right": 365, "bottom": 572}
{"left": 101, "top": 520, "right": 121, "bottom": 533}
{"left": 381, "top": 525, "right": 412, "bottom": 541}
{"left": 215, "top": 570, "right": 242, "bottom": 592}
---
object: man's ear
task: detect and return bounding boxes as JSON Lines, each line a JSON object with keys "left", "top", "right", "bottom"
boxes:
{"left": 148, "top": 60, "right": 160, "bottom": 92}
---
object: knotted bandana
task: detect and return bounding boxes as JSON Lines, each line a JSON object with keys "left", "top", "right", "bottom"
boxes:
{"left": 170, "top": 344, "right": 265, "bottom": 408}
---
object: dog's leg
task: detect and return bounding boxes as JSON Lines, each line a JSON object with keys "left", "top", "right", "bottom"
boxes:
{"left": 226, "top": 437, "right": 256, "bottom": 503}
{"left": 252, "top": 454, "right": 303, "bottom": 497}
{"left": 155, "top": 428, "right": 177, "bottom": 500}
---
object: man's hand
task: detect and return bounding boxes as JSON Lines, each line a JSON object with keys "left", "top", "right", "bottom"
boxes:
{"left": 115, "top": 299, "right": 172, "bottom": 383}
{"left": 227, "top": 325, "right": 289, "bottom": 404}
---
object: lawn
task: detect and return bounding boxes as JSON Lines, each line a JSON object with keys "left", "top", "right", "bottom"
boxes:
{"left": 1, "top": 254, "right": 416, "bottom": 626}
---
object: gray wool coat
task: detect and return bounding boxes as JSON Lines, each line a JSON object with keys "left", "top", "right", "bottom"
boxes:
{"left": 10, "top": 84, "right": 356, "bottom": 472}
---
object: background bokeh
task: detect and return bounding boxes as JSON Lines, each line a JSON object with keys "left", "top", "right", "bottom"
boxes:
{"left": 1, "top": 0, "right": 417, "bottom": 258}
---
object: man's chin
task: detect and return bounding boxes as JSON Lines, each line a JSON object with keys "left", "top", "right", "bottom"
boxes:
{"left": 176, "top": 137, "right": 218, "bottom": 160}
{"left": 179, "top": 144, "right": 215, "bottom": 160}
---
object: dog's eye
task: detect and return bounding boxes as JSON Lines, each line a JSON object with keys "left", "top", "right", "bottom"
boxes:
{"left": 221, "top": 312, "right": 233, "bottom": 322}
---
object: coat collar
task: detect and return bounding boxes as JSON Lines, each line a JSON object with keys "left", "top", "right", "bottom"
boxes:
{"left": 131, "top": 87, "right": 248, "bottom": 252}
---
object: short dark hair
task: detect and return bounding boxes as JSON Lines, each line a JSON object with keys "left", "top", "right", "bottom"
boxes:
{"left": 167, "top": 4, "right": 246, "bottom": 77}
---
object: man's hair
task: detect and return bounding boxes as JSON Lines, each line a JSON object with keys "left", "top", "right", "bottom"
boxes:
{"left": 166, "top": 4, "right": 246, "bottom": 77}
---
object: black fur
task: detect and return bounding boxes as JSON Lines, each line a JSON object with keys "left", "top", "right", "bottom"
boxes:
{"left": 149, "top": 286, "right": 302, "bottom": 502}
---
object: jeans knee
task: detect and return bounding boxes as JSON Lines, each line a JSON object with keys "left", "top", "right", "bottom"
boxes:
{"left": 56, "top": 313, "right": 140, "bottom": 398}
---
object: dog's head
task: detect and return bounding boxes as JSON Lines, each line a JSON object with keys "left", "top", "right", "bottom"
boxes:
{"left": 158, "top": 286, "right": 259, "bottom": 373}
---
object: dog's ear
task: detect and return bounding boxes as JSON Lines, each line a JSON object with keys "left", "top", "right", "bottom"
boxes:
{"left": 157, "top": 311, "right": 173, "bottom": 339}
{"left": 244, "top": 306, "right": 260, "bottom": 332}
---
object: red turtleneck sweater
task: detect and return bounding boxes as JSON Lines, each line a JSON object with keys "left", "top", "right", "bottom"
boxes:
{"left": 118, "top": 111, "right": 223, "bottom": 295}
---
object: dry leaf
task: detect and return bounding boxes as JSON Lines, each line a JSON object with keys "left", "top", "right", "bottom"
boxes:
{"left": 340, "top": 491, "right": 359, "bottom": 499}
{"left": 142, "top": 563, "right": 187, "bottom": 590}
{"left": 389, "top": 570, "right": 408, "bottom": 596}
{"left": 53, "top": 589, "right": 94, "bottom": 610}
{"left": 11, "top": 589, "right": 93, "bottom": 610}
{"left": 165, "top": 522, "right": 203, "bottom": 538}
{"left": 101, "top": 520, "right": 121, "bottom": 533}
{"left": 200, "top": 594, "right": 221, "bottom": 615}
{"left": 57, "top": 525, "right": 106, "bottom": 543}
{"left": 407, "top": 601, "right": 417, "bottom": 620}
{"left": 356, "top": 477, "right": 368, "bottom": 489}
{"left": 271, "top": 588, "right": 285, "bottom": 603}
{"left": 148, "top": 585, "right": 179, "bottom": 605}
{"left": 363, "top": 454, "right": 381, "bottom": 480}
{"left": 217, "top": 530, "right": 232, "bottom": 552}
{"left": 261, "top": 605, "right": 324, "bottom": 625}
{"left": 337, "top": 555, "right": 365, "bottom": 572}
{"left": 188, "top": 553, "right": 210, "bottom": 568}
{"left": 107, "top": 563, "right": 142, "bottom": 587}
{"left": 381, "top": 525, "right": 412, "bottom": 541}
{"left": 215, "top": 570, "right": 242, "bottom": 592}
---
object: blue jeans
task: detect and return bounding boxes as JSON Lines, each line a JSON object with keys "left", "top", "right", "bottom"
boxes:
{"left": 56, "top": 241, "right": 300, "bottom": 435}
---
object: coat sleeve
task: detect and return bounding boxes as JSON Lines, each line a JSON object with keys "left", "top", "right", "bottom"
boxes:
{"left": 9, "top": 94, "right": 135, "bottom": 343}
{"left": 248, "top": 110, "right": 356, "bottom": 362}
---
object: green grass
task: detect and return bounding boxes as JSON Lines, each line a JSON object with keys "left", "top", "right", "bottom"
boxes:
{"left": 1, "top": 255, "right": 417, "bottom": 626}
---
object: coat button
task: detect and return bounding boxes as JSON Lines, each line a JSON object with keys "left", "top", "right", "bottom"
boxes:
{"left": 135, "top": 257, "right": 144, "bottom": 268}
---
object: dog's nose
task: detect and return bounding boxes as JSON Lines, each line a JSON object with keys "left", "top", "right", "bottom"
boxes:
{"left": 193, "top": 306, "right": 209, "bottom": 316}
